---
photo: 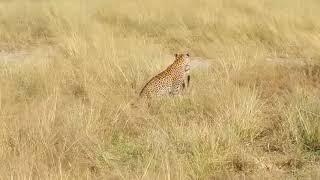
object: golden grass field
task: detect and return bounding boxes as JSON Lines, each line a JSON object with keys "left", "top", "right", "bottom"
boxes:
{"left": 0, "top": 0, "right": 320, "bottom": 179}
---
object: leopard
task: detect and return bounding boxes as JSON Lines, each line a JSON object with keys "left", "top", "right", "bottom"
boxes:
{"left": 139, "top": 53, "right": 191, "bottom": 99}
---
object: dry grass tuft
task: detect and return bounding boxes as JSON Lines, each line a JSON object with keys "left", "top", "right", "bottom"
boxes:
{"left": 0, "top": 0, "right": 320, "bottom": 179}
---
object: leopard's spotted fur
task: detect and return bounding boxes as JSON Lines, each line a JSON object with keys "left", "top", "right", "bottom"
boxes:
{"left": 139, "top": 53, "right": 191, "bottom": 98}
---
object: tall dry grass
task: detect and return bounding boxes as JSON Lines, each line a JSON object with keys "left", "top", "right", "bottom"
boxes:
{"left": 0, "top": 0, "right": 320, "bottom": 179}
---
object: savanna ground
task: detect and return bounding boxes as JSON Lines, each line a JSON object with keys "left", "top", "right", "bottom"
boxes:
{"left": 0, "top": 0, "right": 320, "bottom": 179}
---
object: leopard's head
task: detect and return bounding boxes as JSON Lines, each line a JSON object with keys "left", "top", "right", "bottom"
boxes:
{"left": 174, "top": 52, "right": 191, "bottom": 71}
{"left": 175, "top": 53, "right": 190, "bottom": 60}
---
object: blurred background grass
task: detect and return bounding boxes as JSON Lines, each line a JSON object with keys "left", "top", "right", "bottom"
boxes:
{"left": 0, "top": 0, "right": 320, "bottom": 179}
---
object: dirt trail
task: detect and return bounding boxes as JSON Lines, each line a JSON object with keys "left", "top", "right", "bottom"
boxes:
{"left": 0, "top": 45, "right": 55, "bottom": 64}
{"left": 190, "top": 57, "right": 211, "bottom": 70}
{"left": 1, "top": 46, "right": 312, "bottom": 70}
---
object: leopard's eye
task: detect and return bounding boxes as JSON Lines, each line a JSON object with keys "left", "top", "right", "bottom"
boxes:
{"left": 186, "top": 53, "right": 190, "bottom": 57}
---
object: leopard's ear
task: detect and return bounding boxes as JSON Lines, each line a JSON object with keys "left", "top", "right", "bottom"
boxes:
{"left": 175, "top": 53, "right": 178, "bottom": 58}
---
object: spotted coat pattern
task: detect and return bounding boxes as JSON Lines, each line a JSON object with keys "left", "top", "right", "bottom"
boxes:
{"left": 139, "top": 53, "right": 191, "bottom": 98}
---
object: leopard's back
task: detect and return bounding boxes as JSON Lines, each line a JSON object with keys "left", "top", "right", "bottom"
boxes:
{"left": 139, "top": 70, "right": 173, "bottom": 98}
{"left": 139, "top": 53, "right": 191, "bottom": 99}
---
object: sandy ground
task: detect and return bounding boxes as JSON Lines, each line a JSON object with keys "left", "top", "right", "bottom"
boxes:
{"left": 0, "top": 45, "right": 55, "bottom": 64}
{"left": 1, "top": 46, "right": 312, "bottom": 71}
{"left": 0, "top": 46, "right": 211, "bottom": 70}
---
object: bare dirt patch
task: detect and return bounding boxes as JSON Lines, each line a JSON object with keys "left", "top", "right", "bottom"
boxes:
{"left": 0, "top": 45, "right": 55, "bottom": 64}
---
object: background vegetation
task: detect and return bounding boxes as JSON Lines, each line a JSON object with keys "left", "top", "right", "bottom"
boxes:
{"left": 0, "top": 0, "right": 320, "bottom": 179}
